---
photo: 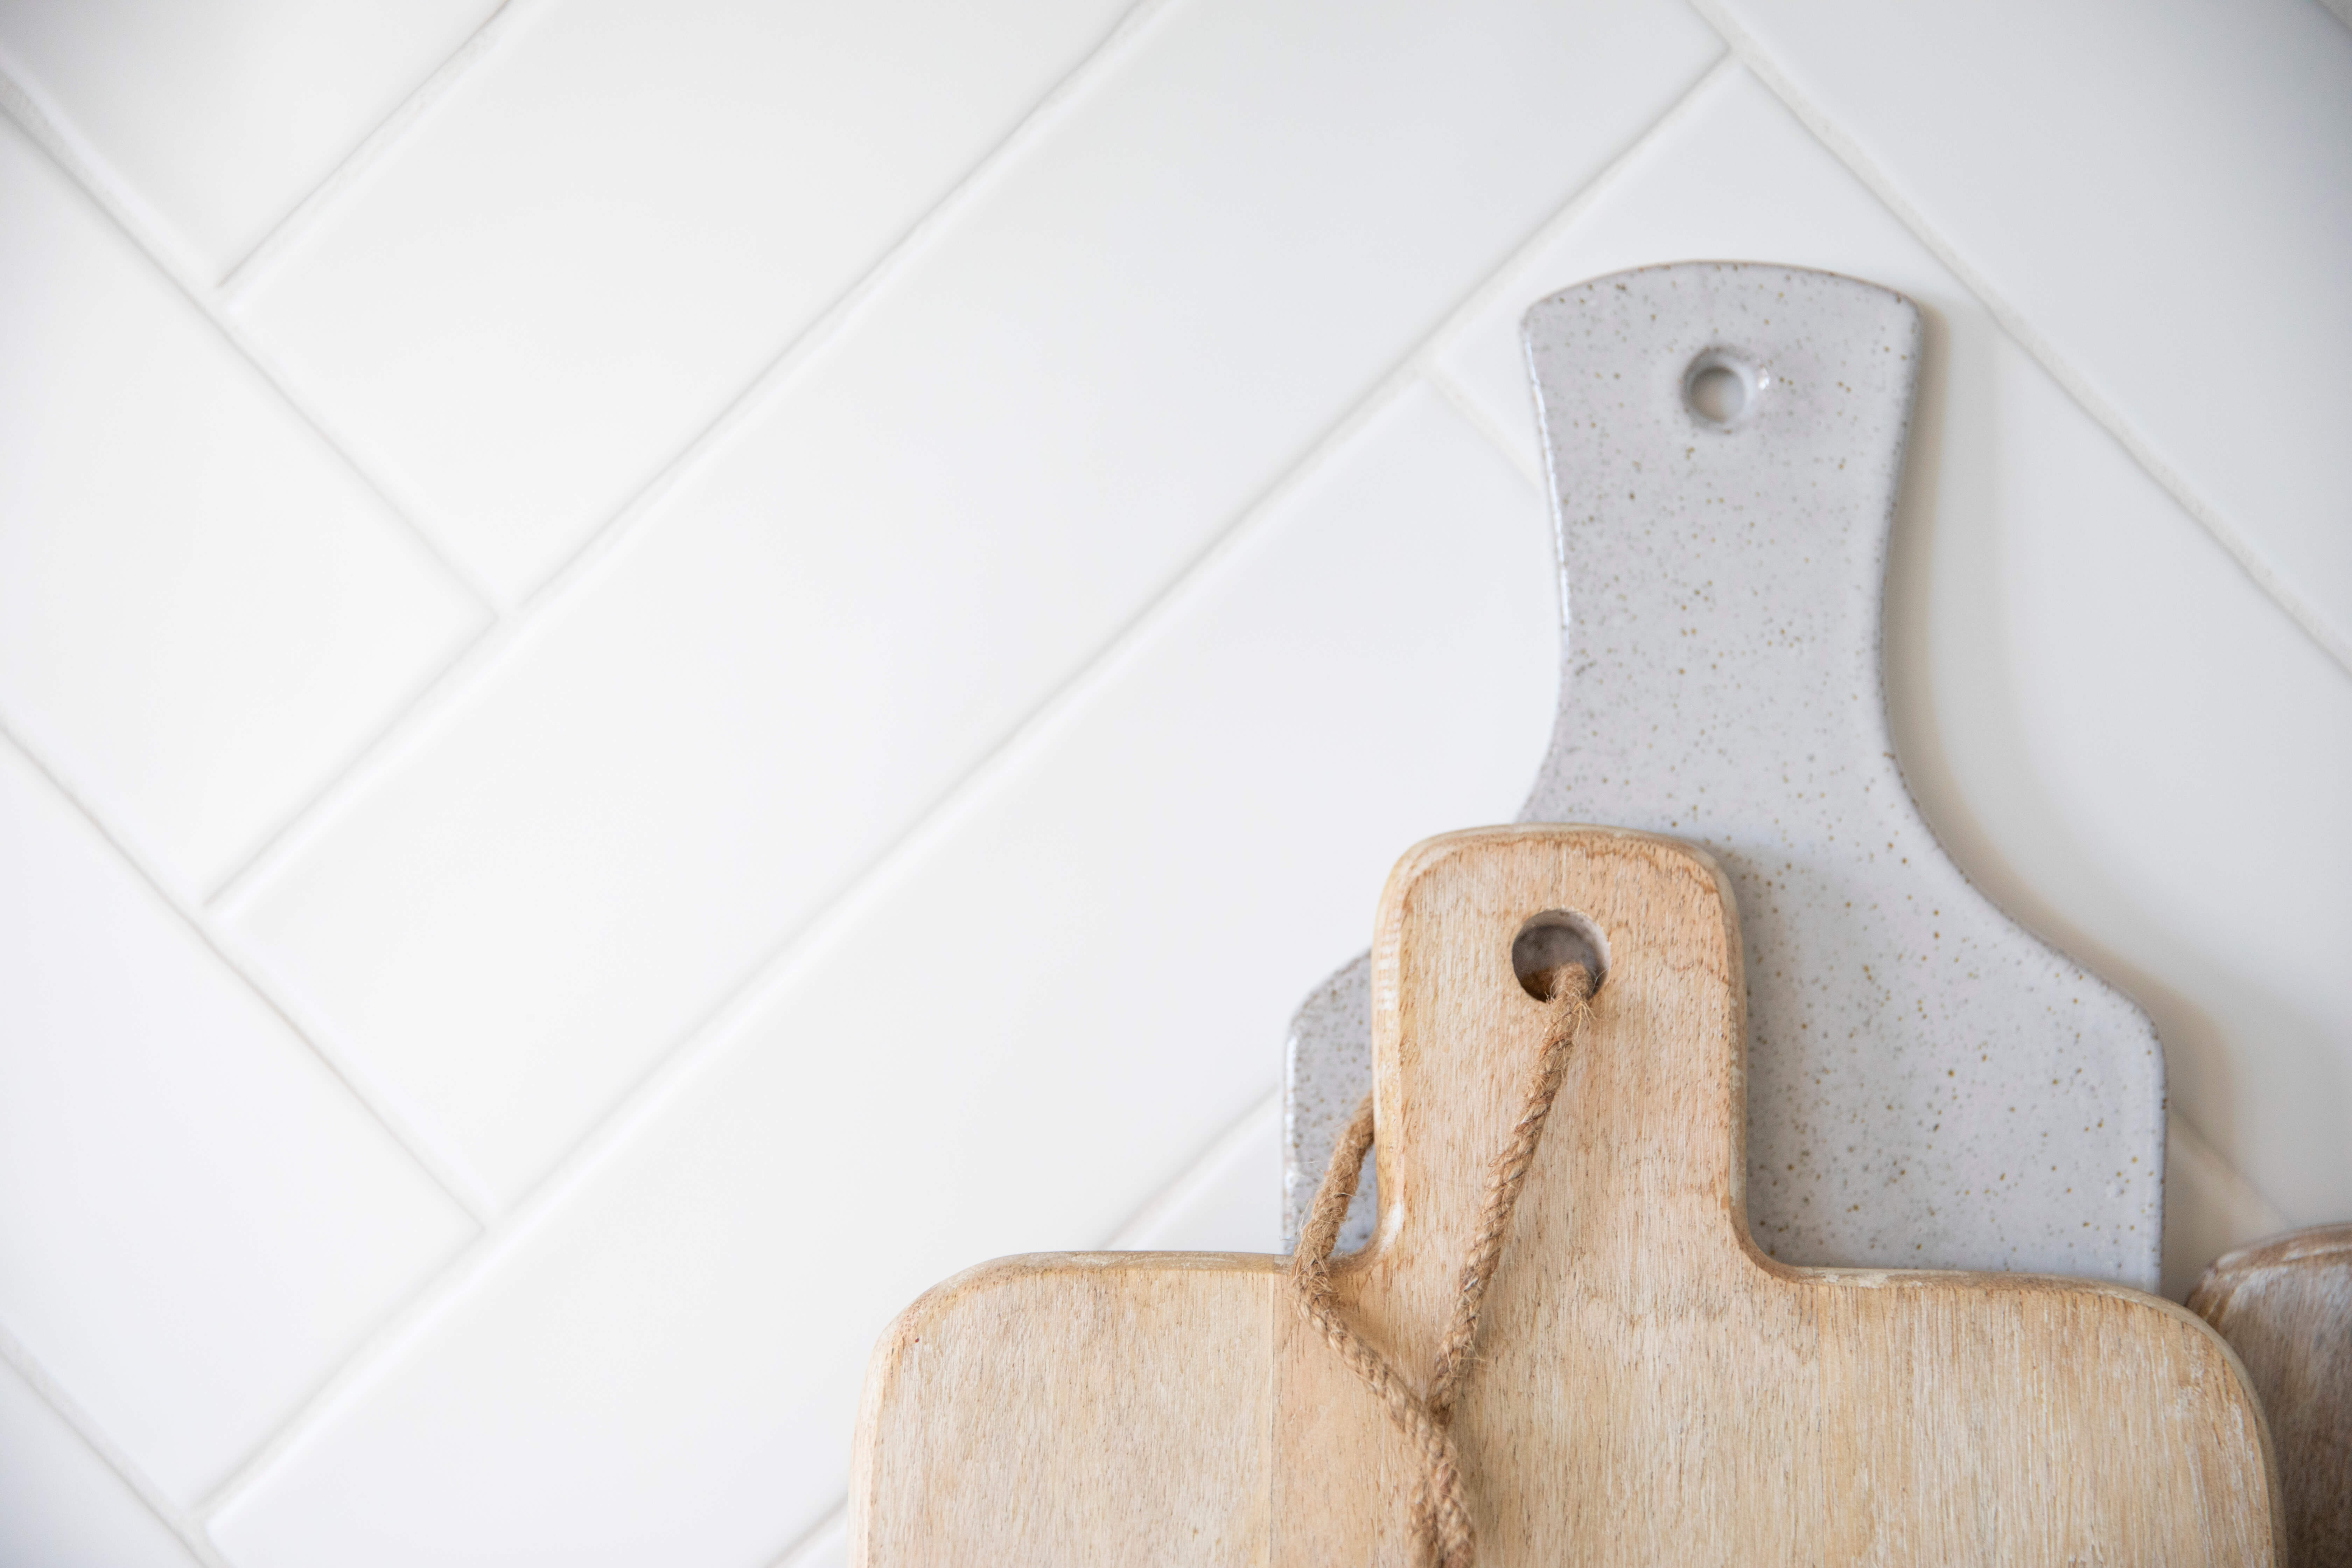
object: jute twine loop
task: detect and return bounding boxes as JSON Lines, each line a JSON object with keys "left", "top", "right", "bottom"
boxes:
{"left": 1287, "top": 961, "right": 1596, "bottom": 1568}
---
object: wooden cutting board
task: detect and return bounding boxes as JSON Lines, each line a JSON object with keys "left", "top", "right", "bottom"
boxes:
{"left": 2192, "top": 1226, "right": 2352, "bottom": 1566}
{"left": 852, "top": 826, "right": 2281, "bottom": 1565}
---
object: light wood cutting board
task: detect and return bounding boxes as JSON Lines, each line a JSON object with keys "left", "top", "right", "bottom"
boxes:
{"left": 2193, "top": 1225, "right": 2352, "bottom": 1566}
{"left": 851, "top": 826, "right": 2282, "bottom": 1565}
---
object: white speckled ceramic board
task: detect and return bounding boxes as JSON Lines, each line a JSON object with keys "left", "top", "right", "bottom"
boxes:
{"left": 1284, "top": 263, "right": 2164, "bottom": 1287}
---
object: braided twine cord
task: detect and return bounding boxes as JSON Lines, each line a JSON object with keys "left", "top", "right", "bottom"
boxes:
{"left": 1287, "top": 962, "right": 1595, "bottom": 1568}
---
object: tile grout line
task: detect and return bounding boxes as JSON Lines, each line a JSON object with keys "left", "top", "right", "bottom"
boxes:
{"left": 1421, "top": 357, "right": 1545, "bottom": 489}
{"left": 0, "top": 720, "right": 499, "bottom": 1227}
{"left": 216, "top": 0, "right": 550, "bottom": 300}
{"left": 0, "top": 1321, "right": 234, "bottom": 1568}
{"left": 767, "top": 1503, "right": 848, "bottom": 1568}
{"left": 505, "top": 0, "right": 1189, "bottom": 617}
{"left": 1101, "top": 1090, "right": 1282, "bottom": 1251}
{"left": 2168, "top": 1109, "right": 2289, "bottom": 1239}
{"left": 200, "top": 612, "right": 504, "bottom": 909}
{"left": 187, "top": 1157, "right": 572, "bottom": 1523}
{"left": 199, "top": 598, "right": 498, "bottom": 910}
{"left": 0, "top": 54, "right": 503, "bottom": 613}
{"left": 199, "top": 0, "right": 1193, "bottom": 913}
{"left": 1688, "top": 0, "right": 2352, "bottom": 681}
{"left": 190, "top": 53, "right": 1737, "bottom": 1521}
{"left": 0, "top": 49, "right": 203, "bottom": 280}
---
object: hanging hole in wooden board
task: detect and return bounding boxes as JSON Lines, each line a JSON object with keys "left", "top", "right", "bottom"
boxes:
{"left": 1511, "top": 909, "right": 1609, "bottom": 1000}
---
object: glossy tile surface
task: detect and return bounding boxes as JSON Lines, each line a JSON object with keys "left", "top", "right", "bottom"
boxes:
{"left": 0, "top": 0, "right": 497, "bottom": 272}
{"left": 0, "top": 119, "right": 481, "bottom": 896}
{"left": 1705, "top": 0, "right": 2352, "bottom": 655}
{"left": 225, "top": 0, "right": 1716, "bottom": 1209}
{"left": 0, "top": 741, "right": 473, "bottom": 1502}
{"left": 212, "top": 388, "right": 1553, "bottom": 1566}
{"left": 0, "top": 1358, "right": 196, "bottom": 1568}
{"left": 231, "top": 0, "right": 1141, "bottom": 598}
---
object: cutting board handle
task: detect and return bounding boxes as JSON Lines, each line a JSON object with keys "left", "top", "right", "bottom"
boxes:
{"left": 1354, "top": 825, "right": 1757, "bottom": 1316}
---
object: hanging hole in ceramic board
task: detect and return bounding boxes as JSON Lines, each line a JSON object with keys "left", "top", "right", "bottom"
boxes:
{"left": 1684, "top": 351, "right": 1769, "bottom": 427}
{"left": 1511, "top": 909, "right": 1609, "bottom": 1001}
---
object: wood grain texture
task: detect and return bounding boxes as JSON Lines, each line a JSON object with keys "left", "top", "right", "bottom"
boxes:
{"left": 852, "top": 826, "right": 2282, "bottom": 1565}
{"left": 2193, "top": 1224, "right": 2352, "bottom": 1566}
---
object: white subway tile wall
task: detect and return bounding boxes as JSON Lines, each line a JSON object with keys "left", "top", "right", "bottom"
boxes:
{"left": 0, "top": 1354, "right": 199, "bottom": 1568}
{"left": 0, "top": 742, "right": 472, "bottom": 1505}
{"left": 1700, "top": 0, "right": 2352, "bottom": 660}
{"left": 211, "top": 383, "right": 1552, "bottom": 1568}
{"left": 220, "top": 0, "right": 1716, "bottom": 1213}
{"left": 212, "top": 380, "right": 1556, "bottom": 1568}
{"left": 0, "top": 119, "right": 482, "bottom": 896}
{"left": 0, "top": 1, "right": 2343, "bottom": 1562}
{"left": 0, "top": 0, "right": 499, "bottom": 276}
{"left": 230, "top": 0, "right": 1146, "bottom": 600}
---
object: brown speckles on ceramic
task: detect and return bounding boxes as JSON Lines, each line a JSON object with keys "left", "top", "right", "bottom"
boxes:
{"left": 1285, "top": 262, "right": 2163, "bottom": 1287}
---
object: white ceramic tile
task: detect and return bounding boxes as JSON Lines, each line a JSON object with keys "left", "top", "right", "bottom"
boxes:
{"left": 226, "top": 0, "right": 1719, "bottom": 1208}
{"left": 1703, "top": 0, "right": 2352, "bottom": 654}
{"left": 776, "top": 1514, "right": 846, "bottom": 1568}
{"left": 1945, "top": 329, "right": 2352, "bottom": 1232}
{"left": 2164, "top": 1114, "right": 2290, "bottom": 1303}
{"left": 0, "top": 0, "right": 497, "bottom": 274}
{"left": 233, "top": 0, "right": 1139, "bottom": 601}
{"left": 210, "top": 386, "right": 1555, "bottom": 1567}
{"left": 0, "top": 740, "right": 475, "bottom": 1503}
{"left": 1437, "top": 67, "right": 2352, "bottom": 1250}
{"left": 0, "top": 1358, "right": 197, "bottom": 1568}
{"left": 0, "top": 119, "right": 482, "bottom": 896}
{"left": 1110, "top": 1098, "right": 1282, "bottom": 1254}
